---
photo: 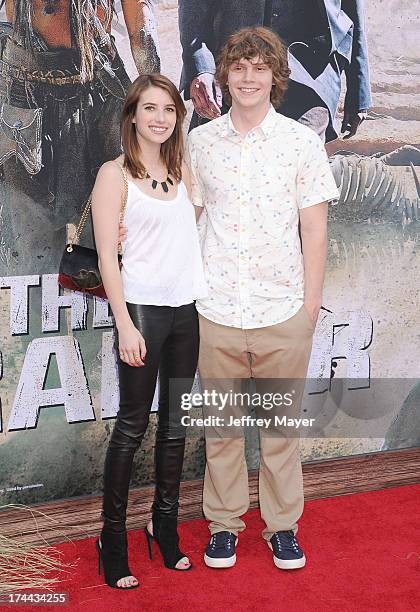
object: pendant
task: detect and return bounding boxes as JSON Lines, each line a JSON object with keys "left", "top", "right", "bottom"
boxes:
{"left": 147, "top": 172, "right": 173, "bottom": 193}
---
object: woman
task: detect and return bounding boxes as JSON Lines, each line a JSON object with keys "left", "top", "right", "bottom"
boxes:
{"left": 91, "top": 73, "right": 207, "bottom": 589}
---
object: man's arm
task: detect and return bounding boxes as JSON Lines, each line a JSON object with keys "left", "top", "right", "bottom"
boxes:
{"left": 4, "top": 0, "right": 13, "bottom": 22}
{"left": 341, "top": 0, "right": 372, "bottom": 138}
{"left": 179, "top": 0, "right": 221, "bottom": 118}
{"left": 121, "top": 0, "right": 161, "bottom": 74}
{"left": 185, "top": 133, "right": 206, "bottom": 219}
{"left": 296, "top": 129, "right": 339, "bottom": 323}
{"left": 299, "top": 202, "right": 328, "bottom": 325}
{"left": 179, "top": 0, "right": 217, "bottom": 86}
{"left": 182, "top": 161, "right": 203, "bottom": 220}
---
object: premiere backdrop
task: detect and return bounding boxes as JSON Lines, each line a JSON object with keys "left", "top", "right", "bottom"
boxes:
{"left": 0, "top": 0, "right": 419, "bottom": 505}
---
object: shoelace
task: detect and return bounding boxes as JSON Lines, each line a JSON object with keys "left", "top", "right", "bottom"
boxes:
{"left": 210, "top": 532, "right": 235, "bottom": 551}
{"left": 274, "top": 530, "right": 300, "bottom": 553}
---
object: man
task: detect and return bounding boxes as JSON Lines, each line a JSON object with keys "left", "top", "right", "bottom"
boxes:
{"left": 0, "top": 0, "right": 160, "bottom": 275}
{"left": 186, "top": 27, "right": 339, "bottom": 569}
{"left": 179, "top": 0, "right": 371, "bottom": 142}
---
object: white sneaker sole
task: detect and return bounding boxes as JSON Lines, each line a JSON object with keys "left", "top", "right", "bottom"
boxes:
{"left": 272, "top": 553, "right": 306, "bottom": 570}
{"left": 204, "top": 552, "right": 237, "bottom": 568}
{"left": 267, "top": 541, "right": 306, "bottom": 569}
{"left": 204, "top": 536, "right": 238, "bottom": 568}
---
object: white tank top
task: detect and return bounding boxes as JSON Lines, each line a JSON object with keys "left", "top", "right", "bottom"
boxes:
{"left": 121, "top": 179, "right": 208, "bottom": 306}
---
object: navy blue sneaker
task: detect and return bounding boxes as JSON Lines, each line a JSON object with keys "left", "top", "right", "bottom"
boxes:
{"left": 268, "top": 530, "right": 306, "bottom": 569}
{"left": 204, "top": 531, "right": 238, "bottom": 568}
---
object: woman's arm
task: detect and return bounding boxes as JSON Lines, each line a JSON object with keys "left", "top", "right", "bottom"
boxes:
{"left": 92, "top": 162, "right": 146, "bottom": 367}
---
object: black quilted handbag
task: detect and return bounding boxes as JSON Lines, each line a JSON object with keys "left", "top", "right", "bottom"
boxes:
{"left": 58, "top": 163, "right": 128, "bottom": 299}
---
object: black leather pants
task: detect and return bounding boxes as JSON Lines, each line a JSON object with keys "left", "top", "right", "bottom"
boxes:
{"left": 102, "top": 302, "right": 199, "bottom": 534}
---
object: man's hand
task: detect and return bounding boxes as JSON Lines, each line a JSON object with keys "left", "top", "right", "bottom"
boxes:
{"left": 341, "top": 109, "right": 368, "bottom": 139}
{"left": 190, "top": 73, "right": 222, "bottom": 120}
{"left": 304, "top": 298, "right": 322, "bottom": 328}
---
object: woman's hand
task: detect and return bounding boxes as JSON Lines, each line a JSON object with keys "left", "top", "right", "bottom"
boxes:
{"left": 118, "top": 322, "right": 147, "bottom": 367}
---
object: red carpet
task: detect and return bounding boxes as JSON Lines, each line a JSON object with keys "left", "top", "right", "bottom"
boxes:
{"left": 9, "top": 485, "right": 420, "bottom": 612}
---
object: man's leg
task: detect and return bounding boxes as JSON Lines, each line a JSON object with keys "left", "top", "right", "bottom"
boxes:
{"left": 249, "top": 306, "right": 314, "bottom": 541}
{"left": 258, "top": 435, "right": 304, "bottom": 536}
{"left": 198, "top": 314, "right": 251, "bottom": 537}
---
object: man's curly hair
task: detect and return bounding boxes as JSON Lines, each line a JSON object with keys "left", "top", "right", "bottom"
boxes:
{"left": 216, "top": 27, "right": 290, "bottom": 108}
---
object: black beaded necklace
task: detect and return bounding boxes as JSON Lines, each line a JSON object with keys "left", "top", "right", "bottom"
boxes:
{"left": 145, "top": 172, "right": 174, "bottom": 193}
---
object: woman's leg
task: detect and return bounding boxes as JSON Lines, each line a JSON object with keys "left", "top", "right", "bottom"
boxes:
{"left": 150, "top": 303, "right": 199, "bottom": 569}
{"left": 101, "top": 304, "right": 172, "bottom": 586}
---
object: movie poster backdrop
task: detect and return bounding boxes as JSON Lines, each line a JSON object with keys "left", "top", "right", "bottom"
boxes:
{"left": 0, "top": 1, "right": 418, "bottom": 504}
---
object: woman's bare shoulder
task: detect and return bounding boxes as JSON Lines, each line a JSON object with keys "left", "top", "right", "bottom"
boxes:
{"left": 97, "top": 156, "right": 125, "bottom": 181}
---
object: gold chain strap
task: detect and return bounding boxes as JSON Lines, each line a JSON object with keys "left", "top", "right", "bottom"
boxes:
{"left": 66, "top": 162, "right": 128, "bottom": 253}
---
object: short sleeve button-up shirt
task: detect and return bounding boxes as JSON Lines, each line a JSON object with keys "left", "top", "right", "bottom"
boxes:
{"left": 186, "top": 105, "right": 339, "bottom": 329}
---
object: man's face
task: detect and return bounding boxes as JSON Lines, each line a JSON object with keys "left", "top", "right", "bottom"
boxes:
{"left": 227, "top": 56, "right": 273, "bottom": 112}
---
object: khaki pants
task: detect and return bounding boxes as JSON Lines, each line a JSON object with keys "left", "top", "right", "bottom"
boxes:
{"left": 198, "top": 306, "right": 314, "bottom": 540}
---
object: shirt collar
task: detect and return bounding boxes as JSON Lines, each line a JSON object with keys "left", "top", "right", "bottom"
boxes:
{"left": 219, "top": 104, "right": 279, "bottom": 139}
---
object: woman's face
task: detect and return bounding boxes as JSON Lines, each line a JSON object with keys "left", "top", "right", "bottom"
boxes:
{"left": 132, "top": 85, "right": 177, "bottom": 146}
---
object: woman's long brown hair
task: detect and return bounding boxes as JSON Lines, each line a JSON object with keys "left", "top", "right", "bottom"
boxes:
{"left": 121, "top": 74, "right": 187, "bottom": 182}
